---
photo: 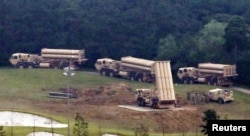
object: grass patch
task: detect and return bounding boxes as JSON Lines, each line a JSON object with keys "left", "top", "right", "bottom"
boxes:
{"left": 0, "top": 68, "right": 152, "bottom": 101}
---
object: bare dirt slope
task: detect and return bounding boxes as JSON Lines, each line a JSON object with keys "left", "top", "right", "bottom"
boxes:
{"left": 28, "top": 82, "right": 203, "bottom": 134}
{"left": 65, "top": 82, "right": 202, "bottom": 133}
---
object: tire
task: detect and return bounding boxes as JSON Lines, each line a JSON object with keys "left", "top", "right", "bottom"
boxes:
{"left": 101, "top": 70, "right": 106, "bottom": 76}
{"left": 212, "top": 79, "right": 217, "bottom": 86}
{"left": 109, "top": 72, "right": 114, "bottom": 77}
{"left": 17, "top": 64, "right": 24, "bottom": 69}
{"left": 137, "top": 77, "right": 143, "bottom": 82}
{"left": 28, "top": 65, "right": 33, "bottom": 69}
{"left": 151, "top": 103, "right": 156, "bottom": 108}
{"left": 152, "top": 99, "right": 159, "bottom": 109}
{"left": 213, "top": 81, "right": 217, "bottom": 86}
{"left": 207, "top": 80, "right": 212, "bottom": 85}
{"left": 183, "top": 79, "right": 188, "bottom": 84}
{"left": 189, "top": 78, "right": 194, "bottom": 84}
{"left": 152, "top": 103, "right": 159, "bottom": 109}
{"left": 137, "top": 99, "right": 144, "bottom": 106}
{"left": 141, "top": 101, "right": 146, "bottom": 106}
{"left": 53, "top": 65, "right": 59, "bottom": 69}
{"left": 218, "top": 98, "right": 224, "bottom": 104}
{"left": 137, "top": 100, "right": 141, "bottom": 106}
{"left": 155, "top": 104, "right": 159, "bottom": 109}
{"left": 140, "top": 100, "right": 144, "bottom": 106}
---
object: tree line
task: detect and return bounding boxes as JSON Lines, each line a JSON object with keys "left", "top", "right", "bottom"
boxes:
{"left": 0, "top": 0, "right": 250, "bottom": 84}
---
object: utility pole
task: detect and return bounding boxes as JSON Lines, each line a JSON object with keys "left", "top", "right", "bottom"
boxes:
{"left": 63, "top": 66, "right": 75, "bottom": 136}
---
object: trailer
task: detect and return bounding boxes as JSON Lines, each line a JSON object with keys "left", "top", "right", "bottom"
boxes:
{"left": 177, "top": 63, "right": 238, "bottom": 86}
{"left": 95, "top": 56, "right": 155, "bottom": 82}
{"left": 9, "top": 48, "right": 87, "bottom": 69}
{"left": 134, "top": 61, "right": 176, "bottom": 108}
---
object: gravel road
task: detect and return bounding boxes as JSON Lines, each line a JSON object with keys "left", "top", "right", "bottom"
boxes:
{"left": 231, "top": 87, "right": 250, "bottom": 95}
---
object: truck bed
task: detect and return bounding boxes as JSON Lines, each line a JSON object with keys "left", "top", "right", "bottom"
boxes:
{"left": 198, "top": 63, "right": 238, "bottom": 77}
{"left": 41, "top": 48, "right": 87, "bottom": 64}
{"left": 120, "top": 56, "right": 155, "bottom": 72}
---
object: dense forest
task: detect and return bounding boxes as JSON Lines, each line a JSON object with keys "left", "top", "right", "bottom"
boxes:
{"left": 1, "top": 0, "right": 250, "bottom": 84}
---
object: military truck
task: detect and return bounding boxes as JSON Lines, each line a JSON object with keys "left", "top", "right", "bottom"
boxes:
{"left": 177, "top": 63, "right": 238, "bottom": 86}
{"left": 95, "top": 56, "right": 155, "bottom": 82}
{"left": 134, "top": 61, "right": 176, "bottom": 108}
{"left": 208, "top": 88, "right": 234, "bottom": 104}
{"left": 9, "top": 48, "right": 87, "bottom": 69}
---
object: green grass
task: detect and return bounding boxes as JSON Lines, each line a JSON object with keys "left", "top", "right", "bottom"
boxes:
{"left": 0, "top": 68, "right": 154, "bottom": 136}
{"left": 0, "top": 68, "right": 151, "bottom": 99}
{"left": 0, "top": 68, "right": 250, "bottom": 136}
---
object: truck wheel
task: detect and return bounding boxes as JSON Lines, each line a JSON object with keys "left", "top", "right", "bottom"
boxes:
{"left": 153, "top": 103, "right": 159, "bottom": 109}
{"left": 151, "top": 103, "right": 156, "bottom": 108}
{"left": 155, "top": 104, "right": 159, "bottom": 109}
{"left": 101, "top": 71, "right": 106, "bottom": 76}
{"left": 189, "top": 78, "right": 194, "bottom": 84}
{"left": 142, "top": 101, "right": 146, "bottom": 106}
{"left": 183, "top": 79, "right": 188, "bottom": 84}
{"left": 109, "top": 72, "right": 114, "bottom": 77}
{"left": 212, "top": 79, "right": 217, "bottom": 86}
{"left": 137, "top": 99, "right": 143, "bottom": 106}
{"left": 53, "top": 66, "right": 59, "bottom": 69}
{"left": 17, "top": 64, "right": 24, "bottom": 69}
{"left": 28, "top": 65, "right": 33, "bottom": 69}
{"left": 218, "top": 98, "right": 224, "bottom": 104}
{"left": 207, "top": 80, "right": 212, "bottom": 85}
{"left": 137, "top": 77, "right": 143, "bottom": 82}
{"left": 130, "top": 76, "right": 135, "bottom": 81}
{"left": 137, "top": 100, "right": 141, "bottom": 106}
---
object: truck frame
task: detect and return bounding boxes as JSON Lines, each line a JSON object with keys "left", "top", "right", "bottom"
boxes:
{"left": 177, "top": 63, "right": 238, "bottom": 86}
{"left": 9, "top": 48, "right": 87, "bottom": 69}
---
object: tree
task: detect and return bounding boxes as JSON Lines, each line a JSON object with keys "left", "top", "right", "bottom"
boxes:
{"left": 0, "top": 126, "right": 5, "bottom": 136}
{"left": 156, "top": 34, "right": 198, "bottom": 71}
{"left": 156, "top": 34, "right": 178, "bottom": 61}
{"left": 200, "top": 109, "right": 220, "bottom": 135}
{"left": 224, "top": 16, "right": 249, "bottom": 63}
{"left": 235, "top": 50, "right": 250, "bottom": 84}
{"left": 195, "top": 19, "right": 227, "bottom": 62}
{"left": 73, "top": 113, "right": 88, "bottom": 136}
{"left": 223, "top": 16, "right": 250, "bottom": 84}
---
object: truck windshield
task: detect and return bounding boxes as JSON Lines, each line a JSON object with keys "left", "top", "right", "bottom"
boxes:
{"left": 12, "top": 56, "right": 18, "bottom": 59}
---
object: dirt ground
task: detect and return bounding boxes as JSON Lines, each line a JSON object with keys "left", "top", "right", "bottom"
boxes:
{"left": 35, "top": 82, "right": 204, "bottom": 133}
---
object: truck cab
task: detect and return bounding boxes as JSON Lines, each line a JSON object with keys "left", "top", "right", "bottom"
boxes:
{"left": 95, "top": 58, "right": 120, "bottom": 76}
{"left": 134, "top": 88, "right": 158, "bottom": 107}
{"left": 177, "top": 67, "right": 198, "bottom": 84}
{"left": 9, "top": 53, "right": 41, "bottom": 69}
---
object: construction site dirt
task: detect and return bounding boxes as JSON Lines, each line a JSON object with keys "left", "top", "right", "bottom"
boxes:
{"left": 30, "top": 83, "right": 202, "bottom": 134}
